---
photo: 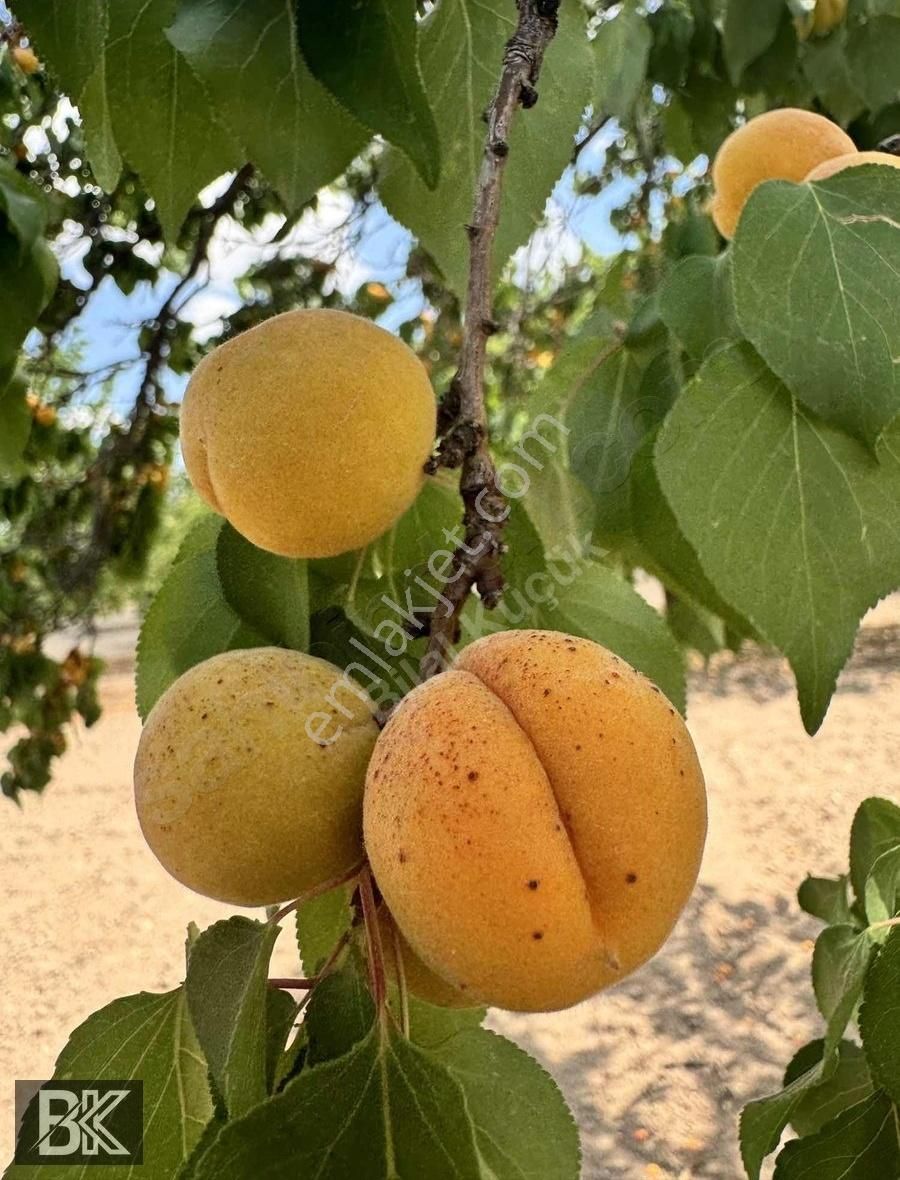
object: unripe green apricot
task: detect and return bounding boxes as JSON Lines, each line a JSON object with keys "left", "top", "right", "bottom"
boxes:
{"left": 134, "top": 648, "right": 378, "bottom": 906}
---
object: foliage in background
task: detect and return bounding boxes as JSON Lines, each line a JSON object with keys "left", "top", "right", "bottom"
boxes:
{"left": 740, "top": 796, "right": 900, "bottom": 1178}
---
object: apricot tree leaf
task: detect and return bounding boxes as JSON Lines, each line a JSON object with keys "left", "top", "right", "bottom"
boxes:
{"left": 732, "top": 169, "right": 900, "bottom": 447}
{"left": 216, "top": 524, "right": 310, "bottom": 652}
{"left": 654, "top": 344, "right": 900, "bottom": 733}
{"left": 136, "top": 518, "right": 266, "bottom": 718}
{"left": 7, "top": 989, "right": 213, "bottom": 1179}
{"left": 296, "top": 0, "right": 439, "bottom": 188}
{"left": 186, "top": 917, "right": 281, "bottom": 1119}
{"left": 168, "top": 0, "right": 367, "bottom": 211}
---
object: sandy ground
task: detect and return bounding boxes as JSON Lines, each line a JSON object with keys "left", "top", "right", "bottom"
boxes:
{"left": 2, "top": 606, "right": 900, "bottom": 1178}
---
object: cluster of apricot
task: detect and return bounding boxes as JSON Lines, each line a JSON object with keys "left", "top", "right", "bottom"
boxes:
{"left": 710, "top": 106, "right": 900, "bottom": 239}
{"left": 134, "top": 308, "right": 707, "bottom": 1013}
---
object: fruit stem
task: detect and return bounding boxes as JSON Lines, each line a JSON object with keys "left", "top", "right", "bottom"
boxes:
{"left": 359, "top": 865, "right": 388, "bottom": 1012}
{"left": 419, "top": 0, "right": 562, "bottom": 680}
{"left": 389, "top": 917, "right": 412, "bottom": 1038}
{"left": 267, "top": 859, "right": 366, "bottom": 926}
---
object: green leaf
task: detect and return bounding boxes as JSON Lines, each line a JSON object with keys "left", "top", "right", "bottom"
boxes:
{"left": 136, "top": 518, "right": 267, "bottom": 719}
{"left": 593, "top": 4, "right": 651, "bottom": 122}
{"left": 666, "top": 595, "right": 727, "bottom": 659}
{"left": 799, "top": 874, "right": 855, "bottom": 926}
{"left": 0, "top": 225, "right": 58, "bottom": 377}
{"left": 658, "top": 253, "right": 739, "bottom": 362}
{"left": 859, "top": 927, "right": 900, "bottom": 1102}
{"left": 406, "top": 996, "right": 486, "bottom": 1050}
{"left": 850, "top": 797, "right": 900, "bottom": 903}
{"left": 433, "top": 1026, "right": 581, "bottom": 1180}
{"left": 79, "top": 53, "right": 123, "bottom": 190}
{"left": 801, "top": 28, "right": 866, "bottom": 126}
{"left": 723, "top": 0, "right": 785, "bottom": 84}
{"left": 105, "top": 0, "right": 241, "bottom": 240}
{"left": 772, "top": 1091, "right": 900, "bottom": 1179}
{"left": 629, "top": 439, "right": 752, "bottom": 635}
{"left": 14, "top": 0, "right": 123, "bottom": 189}
{"left": 847, "top": 15, "right": 900, "bottom": 110}
{"left": 303, "top": 962, "right": 375, "bottom": 1065}
{"left": 216, "top": 524, "right": 310, "bottom": 652}
{"left": 541, "top": 562, "right": 686, "bottom": 712}
{"left": 296, "top": 884, "right": 353, "bottom": 974}
{"left": 176, "top": 1021, "right": 482, "bottom": 1179}
{"left": 566, "top": 344, "right": 669, "bottom": 537}
{"left": 7, "top": 989, "right": 213, "bottom": 1179}
{"left": 740, "top": 1058, "right": 839, "bottom": 1180}
{"left": 168, "top": 0, "right": 367, "bottom": 212}
{"left": 0, "top": 375, "right": 31, "bottom": 480}
{"left": 296, "top": 0, "right": 438, "bottom": 188}
{"left": 732, "top": 169, "right": 900, "bottom": 447}
{"left": 865, "top": 847, "right": 900, "bottom": 929}
{"left": 185, "top": 917, "right": 280, "bottom": 1119}
{"left": 812, "top": 925, "right": 873, "bottom": 1041}
{"left": 654, "top": 343, "right": 900, "bottom": 733}
{"left": 783, "top": 1039, "right": 874, "bottom": 1138}
{"left": 519, "top": 456, "right": 596, "bottom": 556}
{"left": 380, "top": 0, "right": 593, "bottom": 295}
{"left": 0, "top": 163, "right": 47, "bottom": 252}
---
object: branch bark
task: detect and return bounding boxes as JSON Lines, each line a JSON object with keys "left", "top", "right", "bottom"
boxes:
{"left": 419, "top": 0, "right": 561, "bottom": 680}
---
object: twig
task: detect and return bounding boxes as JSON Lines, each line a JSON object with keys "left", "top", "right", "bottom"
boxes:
{"left": 359, "top": 865, "right": 387, "bottom": 1013}
{"left": 419, "top": 0, "right": 561, "bottom": 680}
{"left": 267, "top": 858, "right": 365, "bottom": 926}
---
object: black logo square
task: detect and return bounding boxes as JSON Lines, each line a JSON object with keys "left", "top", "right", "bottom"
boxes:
{"left": 14, "top": 1080, "right": 144, "bottom": 1165}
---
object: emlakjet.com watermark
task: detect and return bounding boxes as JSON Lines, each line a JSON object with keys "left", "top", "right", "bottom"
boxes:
{"left": 14, "top": 1080, "right": 143, "bottom": 1165}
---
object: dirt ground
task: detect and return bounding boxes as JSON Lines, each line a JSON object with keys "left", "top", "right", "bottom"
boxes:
{"left": 2, "top": 605, "right": 899, "bottom": 1178}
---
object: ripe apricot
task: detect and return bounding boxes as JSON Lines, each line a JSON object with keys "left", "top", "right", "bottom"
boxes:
{"left": 364, "top": 630, "right": 707, "bottom": 1013}
{"left": 805, "top": 150, "right": 900, "bottom": 182}
{"left": 135, "top": 648, "right": 378, "bottom": 906}
{"left": 711, "top": 108, "right": 855, "bottom": 238}
{"left": 180, "top": 309, "right": 436, "bottom": 558}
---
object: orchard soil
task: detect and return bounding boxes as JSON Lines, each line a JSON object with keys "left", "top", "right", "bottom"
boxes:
{"left": 3, "top": 601, "right": 900, "bottom": 1178}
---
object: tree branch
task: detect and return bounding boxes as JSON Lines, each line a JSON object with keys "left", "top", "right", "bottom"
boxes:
{"left": 419, "top": 0, "right": 561, "bottom": 680}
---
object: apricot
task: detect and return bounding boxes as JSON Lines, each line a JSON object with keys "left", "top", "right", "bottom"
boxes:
{"left": 180, "top": 309, "right": 436, "bottom": 558}
{"left": 134, "top": 647, "right": 378, "bottom": 906}
{"left": 378, "top": 910, "right": 479, "bottom": 1010}
{"left": 710, "top": 108, "right": 855, "bottom": 238}
{"left": 364, "top": 630, "right": 707, "bottom": 1013}
{"left": 805, "top": 150, "right": 900, "bottom": 182}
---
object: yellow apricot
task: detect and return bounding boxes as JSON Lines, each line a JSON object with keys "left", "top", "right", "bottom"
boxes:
{"left": 364, "top": 630, "right": 707, "bottom": 1013}
{"left": 180, "top": 309, "right": 435, "bottom": 559}
{"left": 805, "top": 150, "right": 900, "bottom": 182}
{"left": 135, "top": 647, "right": 378, "bottom": 906}
{"left": 711, "top": 108, "right": 855, "bottom": 238}
{"left": 378, "top": 910, "right": 480, "bottom": 1010}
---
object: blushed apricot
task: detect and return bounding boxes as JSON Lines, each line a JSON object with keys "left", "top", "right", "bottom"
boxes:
{"left": 379, "top": 911, "right": 479, "bottom": 1010}
{"left": 135, "top": 648, "right": 378, "bottom": 906}
{"left": 710, "top": 108, "right": 855, "bottom": 238}
{"left": 805, "top": 150, "right": 900, "bottom": 182}
{"left": 364, "top": 630, "right": 707, "bottom": 1013}
{"left": 180, "top": 309, "right": 436, "bottom": 558}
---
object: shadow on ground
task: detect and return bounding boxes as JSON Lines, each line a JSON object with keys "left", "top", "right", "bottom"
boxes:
{"left": 494, "top": 882, "right": 819, "bottom": 1178}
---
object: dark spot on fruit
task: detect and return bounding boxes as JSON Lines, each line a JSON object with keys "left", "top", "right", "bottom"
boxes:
{"left": 532, "top": 931, "right": 543, "bottom": 941}
{"left": 398, "top": 850, "right": 407, "bottom": 864}
{"left": 527, "top": 879, "right": 540, "bottom": 890}
{"left": 575, "top": 743, "right": 582, "bottom": 751}
{"left": 543, "top": 688, "right": 551, "bottom": 697}
{"left": 468, "top": 770, "right": 478, "bottom": 782}
{"left": 201, "top": 712, "right": 208, "bottom": 721}
{"left": 626, "top": 872, "right": 638, "bottom": 884}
